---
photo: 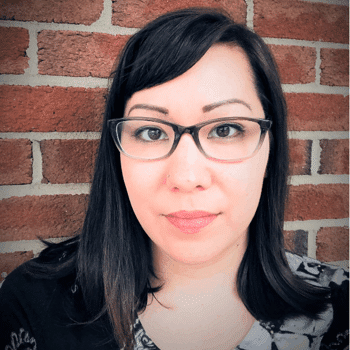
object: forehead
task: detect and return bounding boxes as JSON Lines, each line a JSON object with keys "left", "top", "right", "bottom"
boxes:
{"left": 125, "top": 44, "right": 263, "bottom": 119}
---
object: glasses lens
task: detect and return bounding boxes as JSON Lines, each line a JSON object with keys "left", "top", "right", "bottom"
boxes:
{"left": 115, "top": 120, "right": 175, "bottom": 159}
{"left": 198, "top": 119, "right": 263, "bottom": 160}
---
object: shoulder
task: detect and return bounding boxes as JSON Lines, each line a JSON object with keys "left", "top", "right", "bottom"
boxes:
{"left": 0, "top": 249, "right": 79, "bottom": 319}
{"left": 285, "top": 252, "right": 349, "bottom": 350}
{"left": 0, "top": 257, "right": 117, "bottom": 349}
{"left": 285, "top": 251, "right": 349, "bottom": 289}
{"left": 0, "top": 237, "right": 80, "bottom": 321}
{"left": 0, "top": 259, "right": 77, "bottom": 350}
{"left": 0, "top": 260, "right": 63, "bottom": 317}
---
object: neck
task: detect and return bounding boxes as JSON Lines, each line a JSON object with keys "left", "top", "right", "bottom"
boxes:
{"left": 150, "top": 234, "right": 248, "bottom": 308}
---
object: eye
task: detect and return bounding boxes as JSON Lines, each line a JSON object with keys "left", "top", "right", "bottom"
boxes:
{"left": 208, "top": 123, "right": 243, "bottom": 139}
{"left": 135, "top": 127, "right": 168, "bottom": 142}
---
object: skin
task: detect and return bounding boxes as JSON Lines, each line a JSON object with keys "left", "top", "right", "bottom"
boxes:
{"left": 120, "top": 44, "right": 270, "bottom": 349}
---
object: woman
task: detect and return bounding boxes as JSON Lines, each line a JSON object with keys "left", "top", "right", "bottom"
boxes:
{"left": 0, "top": 8, "right": 348, "bottom": 350}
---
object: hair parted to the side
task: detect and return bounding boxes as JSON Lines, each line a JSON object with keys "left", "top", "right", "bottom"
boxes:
{"left": 28, "top": 7, "right": 330, "bottom": 349}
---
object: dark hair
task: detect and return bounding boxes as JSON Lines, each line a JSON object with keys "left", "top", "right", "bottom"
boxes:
{"left": 29, "top": 7, "right": 329, "bottom": 349}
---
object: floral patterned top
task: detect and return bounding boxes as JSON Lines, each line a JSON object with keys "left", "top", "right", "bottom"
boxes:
{"left": 0, "top": 252, "right": 348, "bottom": 350}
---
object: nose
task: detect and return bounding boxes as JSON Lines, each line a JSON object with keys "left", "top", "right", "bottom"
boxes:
{"left": 165, "top": 133, "right": 212, "bottom": 192}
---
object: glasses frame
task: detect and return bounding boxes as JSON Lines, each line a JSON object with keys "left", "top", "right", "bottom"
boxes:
{"left": 108, "top": 117, "right": 272, "bottom": 162}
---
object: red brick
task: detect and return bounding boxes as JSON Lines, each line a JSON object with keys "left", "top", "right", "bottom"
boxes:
{"left": 254, "top": 0, "right": 348, "bottom": 43}
{"left": 0, "top": 27, "right": 29, "bottom": 74}
{"left": 112, "top": 0, "right": 247, "bottom": 28}
{"left": 41, "top": 140, "right": 99, "bottom": 184}
{"left": 319, "top": 139, "right": 349, "bottom": 175}
{"left": 0, "top": 139, "right": 32, "bottom": 185}
{"left": 0, "top": 195, "right": 87, "bottom": 242}
{"left": 289, "top": 139, "right": 311, "bottom": 176}
{"left": 316, "top": 226, "right": 349, "bottom": 262}
{"left": 269, "top": 45, "right": 316, "bottom": 84}
{"left": 284, "top": 230, "right": 308, "bottom": 255}
{"left": 0, "top": 86, "right": 106, "bottom": 132}
{"left": 38, "top": 31, "right": 130, "bottom": 78}
{"left": 0, "top": 0, "right": 103, "bottom": 25}
{"left": 320, "top": 49, "right": 349, "bottom": 87}
{"left": 0, "top": 251, "right": 34, "bottom": 282}
{"left": 286, "top": 94, "right": 349, "bottom": 131}
{"left": 285, "top": 184, "right": 349, "bottom": 221}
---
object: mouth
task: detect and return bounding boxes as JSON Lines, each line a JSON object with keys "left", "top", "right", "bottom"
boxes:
{"left": 164, "top": 210, "right": 218, "bottom": 234}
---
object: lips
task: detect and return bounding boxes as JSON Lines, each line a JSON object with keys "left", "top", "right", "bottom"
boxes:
{"left": 165, "top": 210, "right": 218, "bottom": 234}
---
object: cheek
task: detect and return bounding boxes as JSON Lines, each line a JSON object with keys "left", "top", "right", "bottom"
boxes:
{"left": 120, "top": 156, "right": 165, "bottom": 213}
{"left": 223, "top": 164, "right": 265, "bottom": 208}
{"left": 221, "top": 144, "right": 269, "bottom": 216}
{"left": 224, "top": 146, "right": 268, "bottom": 186}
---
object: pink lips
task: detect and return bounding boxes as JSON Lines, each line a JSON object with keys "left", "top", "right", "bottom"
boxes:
{"left": 165, "top": 210, "right": 218, "bottom": 234}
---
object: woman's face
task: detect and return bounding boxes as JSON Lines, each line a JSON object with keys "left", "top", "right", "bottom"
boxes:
{"left": 121, "top": 44, "right": 269, "bottom": 266}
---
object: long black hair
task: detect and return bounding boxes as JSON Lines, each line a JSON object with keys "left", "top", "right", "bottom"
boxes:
{"left": 29, "top": 7, "right": 330, "bottom": 349}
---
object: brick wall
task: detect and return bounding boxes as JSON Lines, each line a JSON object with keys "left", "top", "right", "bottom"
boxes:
{"left": 0, "top": 0, "right": 348, "bottom": 281}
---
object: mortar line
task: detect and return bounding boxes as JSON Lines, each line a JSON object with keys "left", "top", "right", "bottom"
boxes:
{"left": 284, "top": 218, "right": 349, "bottom": 231}
{"left": 245, "top": 0, "right": 254, "bottom": 30}
{"left": 0, "top": 20, "right": 138, "bottom": 35}
{"left": 0, "top": 75, "right": 109, "bottom": 88}
{"left": 0, "top": 132, "right": 101, "bottom": 140}
{"left": 282, "top": 84, "right": 348, "bottom": 95}
{"left": 289, "top": 174, "right": 349, "bottom": 185}
{"left": 0, "top": 183, "right": 91, "bottom": 200}
{"left": 308, "top": 229, "right": 318, "bottom": 259}
{"left": 288, "top": 131, "right": 349, "bottom": 140}
{"left": 0, "top": 237, "right": 70, "bottom": 255}
{"left": 93, "top": 0, "right": 113, "bottom": 27}
{"left": 310, "top": 139, "right": 322, "bottom": 176}
{"left": 31, "top": 140, "right": 43, "bottom": 184}
{"left": 302, "top": 0, "right": 348, "bottom": 4}
{"left": 24, "top": 25, "right": 39, "bottom": 76}
{"left": 262, "top": 37, "right": 348, "bottom": 49}
{"left": 315, "top": 46, "right": 321, "bottom": 85}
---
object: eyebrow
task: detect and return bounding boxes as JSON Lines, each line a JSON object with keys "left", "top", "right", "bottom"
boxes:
{"left": 127, "top": 104, "right": 169, "bottom": 116}
{"left": 202, "top": 98, "right": 252, "bottom": 113}
{"left": 127, "top": 98, "right": 252, "bottom": 116}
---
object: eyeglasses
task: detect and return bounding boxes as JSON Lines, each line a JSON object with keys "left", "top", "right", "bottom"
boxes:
{"left": 108, "top": 117, "right": 272, "bottom": 162}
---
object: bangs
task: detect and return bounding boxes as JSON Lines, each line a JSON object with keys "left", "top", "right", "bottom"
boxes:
{"left": 121, "top": 8, "right": 234, "bottom": 96}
